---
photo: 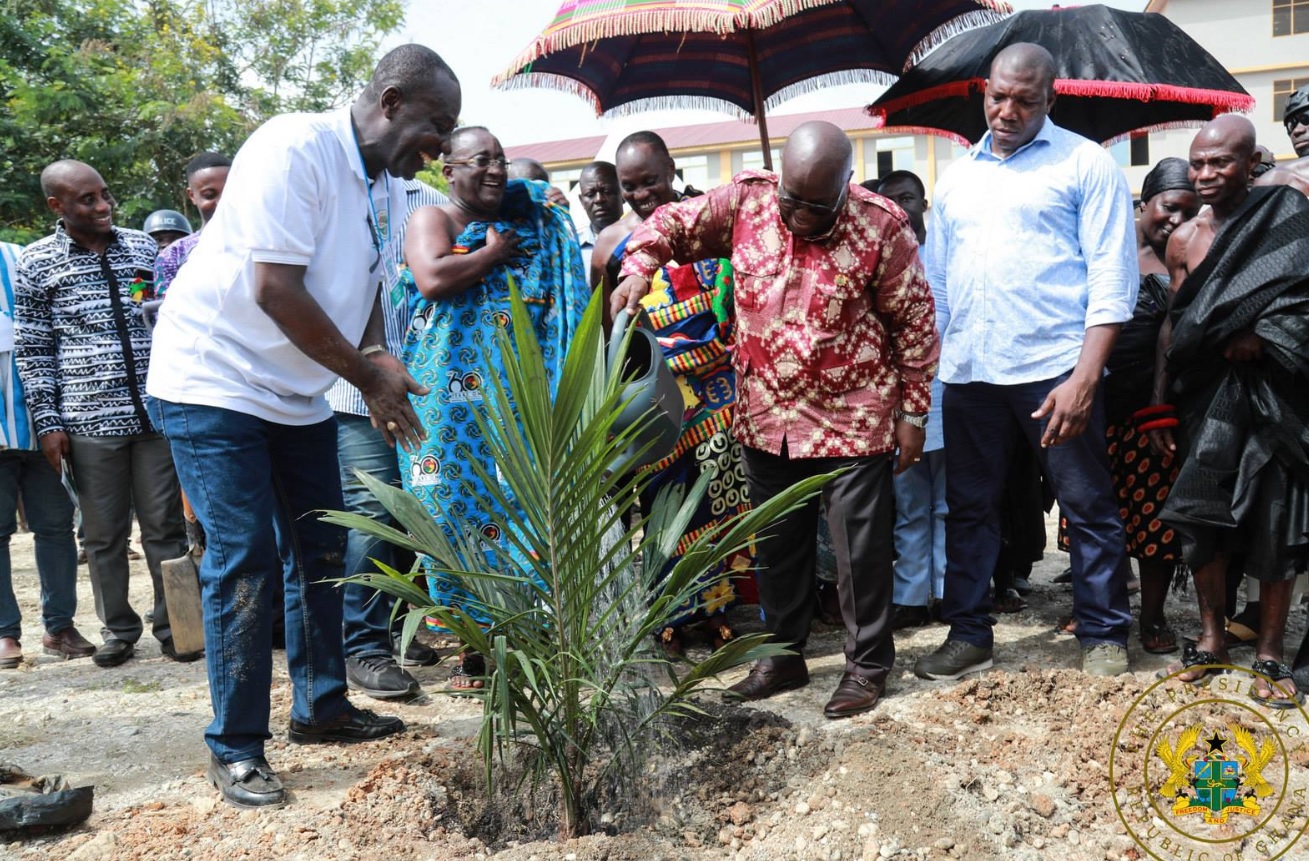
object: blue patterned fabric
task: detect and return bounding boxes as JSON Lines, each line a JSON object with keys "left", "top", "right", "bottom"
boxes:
{"left": 398, "top": 180, "right": 589, "bottom": 625}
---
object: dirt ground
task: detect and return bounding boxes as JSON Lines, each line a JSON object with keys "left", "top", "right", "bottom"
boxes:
{"left": 3, "top": 515, "right": 1307, "bottom": 861}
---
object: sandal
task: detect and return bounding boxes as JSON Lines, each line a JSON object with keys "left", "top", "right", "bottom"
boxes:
{"left": 1139, "top": 621, "right": 1179, "bottom": 655}
{"left": 993, "top": 588, "right": 1027, "bottom": 614}
{"left": 1249, "top": 658, "right": 1305, "bottom": 710}
{"left": 1156, "top": 641, "right": 1228, "bottom": 686}
{"left": 1054, "top": 615, "right": 1078, "bottom": 637}
{"left": 703, "top": 615, "right": 734, "bottom": 651}
{"left": 656, "top": 626, "right": 685, "bottom": 660}
{"left": 1222, "top": 618, "right": 1259, "bottom": 650}
{"left": 448, "top": 652, "right": 486, "bottom": 695}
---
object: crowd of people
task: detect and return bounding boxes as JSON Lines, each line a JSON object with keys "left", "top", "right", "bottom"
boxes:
{"left": 1, "top": 40, "right": 1308, "bottom": 810}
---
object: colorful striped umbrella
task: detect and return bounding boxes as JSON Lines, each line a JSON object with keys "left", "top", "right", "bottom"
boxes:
{"left": 867, "top": 4, "right": 1254, "bottom": 146}
{"left": 493, "top": 0, "right": 1011, "bottom": 169}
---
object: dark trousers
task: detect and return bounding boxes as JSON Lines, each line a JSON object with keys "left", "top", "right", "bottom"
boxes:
{"left": 941, "top": 374, "right": 1132, "bottom": 649}
{"left": 68, "top": 432, "right": 187, "bottom": 644}
{"left": 742, "top": 444, "right": 895, "bottom": 681}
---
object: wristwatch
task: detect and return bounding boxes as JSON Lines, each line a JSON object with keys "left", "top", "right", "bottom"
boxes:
{"left": 894, "top": 409, "right": 929, "bottom": 429}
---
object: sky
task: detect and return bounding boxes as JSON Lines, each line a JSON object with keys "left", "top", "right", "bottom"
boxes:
{"left": 391, "top": 0, "right": 1147, "bottom": 149}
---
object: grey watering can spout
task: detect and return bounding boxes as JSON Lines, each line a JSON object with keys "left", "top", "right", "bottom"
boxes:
{"left": 606, "top": 307, "right": 683, "bottom": 474}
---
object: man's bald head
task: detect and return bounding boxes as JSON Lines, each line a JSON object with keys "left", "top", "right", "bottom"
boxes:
{"left": 507, "top": 157, "right": 549, "bottom": 182}
{"left": 778, "top": 122, "right": 853, "bottom": 238}
{"left": 1189, "top": 114, "right": 1259, "bottom": 215}
{"left": 1193, "top": 114, "right": 1257, "bottom": 161}
{"left": 40, "top": 159, "right": 100, "bottom": 199}
{"left": 989, "top": 43, "right": 1056, "bottom": 96}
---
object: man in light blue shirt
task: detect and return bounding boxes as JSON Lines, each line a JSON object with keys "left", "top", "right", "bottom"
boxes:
{"left": 915, "top": 43, "right": 1138, "bottom": 680}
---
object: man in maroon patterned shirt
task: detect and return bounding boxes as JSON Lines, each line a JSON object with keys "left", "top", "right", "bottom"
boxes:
{"left": 613, "top": 121, "right": 939, "bottom": 718}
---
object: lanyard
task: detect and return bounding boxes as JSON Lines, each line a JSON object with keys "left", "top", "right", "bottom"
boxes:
{"left": 352, "top": 123, "right": 390, "bottom": 253}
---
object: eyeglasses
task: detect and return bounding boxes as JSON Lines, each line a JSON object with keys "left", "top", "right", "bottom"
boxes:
{"left": 777, "top": 186, "right": 846, "bottom": 217}
{"left": 1286, "top": 112, "right": 1309, "bottom": 134}
{"left": 365, "top": 215, "right": 381, "bottom": 273}
{"left": 445, "top": 155, "right": 509, "bottom": 170}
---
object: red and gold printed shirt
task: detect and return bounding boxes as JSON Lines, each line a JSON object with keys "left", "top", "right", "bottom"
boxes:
{"left": 621, "top": 171, "right": 939, "bottom": 459}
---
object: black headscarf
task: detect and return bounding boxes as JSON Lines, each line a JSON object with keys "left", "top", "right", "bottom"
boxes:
{"left": 1140, "top": 157, "right": 1194, "bottom": 204}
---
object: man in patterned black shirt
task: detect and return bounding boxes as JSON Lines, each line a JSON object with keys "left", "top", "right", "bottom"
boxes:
{"left": 14, "top": 160, "right": 189, "bottom": 668}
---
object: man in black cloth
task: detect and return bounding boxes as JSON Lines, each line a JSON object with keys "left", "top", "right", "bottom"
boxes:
{"left": 1150, "top": 114, "right": 1309, "bottom": 707}
{"left": 1256, "top": 83, "right": 1309, "bottom": 196}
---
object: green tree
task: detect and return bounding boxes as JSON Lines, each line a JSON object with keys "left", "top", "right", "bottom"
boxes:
{"left": 0, "top": 0, "right": 403, "bottom": 244}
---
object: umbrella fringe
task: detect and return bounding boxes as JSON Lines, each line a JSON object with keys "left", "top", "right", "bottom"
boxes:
{"left": 495, "top": 72, "right": 604, "bottom": 116}
{"left": 866, "top": 122, "right": 971, "bottom": 148}
{"left": 868, "top": 79, "right": 1254, "bottom": 123}
{"left": 866, "top": 79, "right": 981, "bottom": 120}
{"left": 904, "top": 8, "right": 1013, "bottom": 71}
{"left": 1052, "top": 80, "right": 1255, "bottom": 112}
{"left": 600, "top": 94, "right": 754, "bottom": 121}
{"left": 1098, "top": 119, "right": 1218, "bottom": 147}
{"left": 763, "top": 69, "right": 897, "bottom": 113}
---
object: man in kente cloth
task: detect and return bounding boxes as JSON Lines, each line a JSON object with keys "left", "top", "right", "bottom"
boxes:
{"left": 1149, "top": 115, "right": 1309, "bottom": 706}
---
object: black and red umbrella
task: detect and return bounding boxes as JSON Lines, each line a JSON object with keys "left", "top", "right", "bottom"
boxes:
{"left": 867, "top": 3, "right": 1253, "bottom": 146}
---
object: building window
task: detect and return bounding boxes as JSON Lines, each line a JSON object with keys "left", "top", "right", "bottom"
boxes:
{"left": 1273, "top": 76, "right": 1309, "bottom": 120}
{"left": 674, "top": 154, "right": 711, "bottom": 192}
{"left": 1273, "top": 0, "right": 1309, "bottom": 36}
{"left": 737, "top": 148, "right": 782, "bottom": 173}
{"left": 864, "top": 136, "right": 915, "bottom": 181}
{"left": 1108, "top": 135, "right": 1150, "bottom": 168}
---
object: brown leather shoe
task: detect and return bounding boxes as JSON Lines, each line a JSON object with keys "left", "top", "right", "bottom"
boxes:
{"left": 43, "top": 627, "right": 96, "bottom": 659}
{"left": 723, "top": 657, "right": 809, "bottom": 702}
{"left": 823, "top": 672, "right": 884, "bottom": 719}
{"left": 0, "top": 637, "right": 21, "bottom": 669}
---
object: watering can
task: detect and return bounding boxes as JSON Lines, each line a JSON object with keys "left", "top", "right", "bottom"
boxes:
{"left": 606, "top": 307, "right": 683, "bottom": 473}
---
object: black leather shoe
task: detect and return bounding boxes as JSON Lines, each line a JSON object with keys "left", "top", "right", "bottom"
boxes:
{"left": 207, "top": 754, "right": 286, "bottom": 808}
{"left": 891, "top": 603, "right": 931, "bottom": 630}
{"left": 392, "top": 632, "right": 439, "bottom": 667}
{"left": 288, "top": 706, "right": 405, "bottom": 744}
{"left": 346, "top": 655, "right": 420, "bottom": 699}
{"left": 723, "top": 657, "right": 809, "bottom": 702}
{"left": 160, "top": 637, "right": 204, "bottom": 663}
{"left": 92, "top": 638, "right": 135, "bottom": 668}
{"left": 823, "top": 672, "right": 884, "bottom": 719}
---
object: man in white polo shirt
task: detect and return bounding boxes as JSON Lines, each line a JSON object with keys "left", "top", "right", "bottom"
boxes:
{"left": 146, "top": 44, "right": 461, "bottom": 810}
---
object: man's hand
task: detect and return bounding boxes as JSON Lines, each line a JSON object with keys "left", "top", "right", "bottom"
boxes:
{"left": 546, "top": 186, "right": 569, "bottom": 208}
{"left": 894, "top": 419, "right": 926, "bottom": 475}
{"left": 485, "top": 226, "right": 523, "bottom": 264}
{"left": 611, "top": 275, "right": 651, "bottom": 320}
{"left": 41, "top": 431, "right": 69, "bottom": 473}
{"left": 1147, "top": 426, "right": 1177, "bottom": 457}
{"left": 360, "top": 352, "right": 429, "bottom": 452}
{"left": 1224, "top": 330, "right": 1264, "bottom": 362}
{"left": 1032, "top": 374, "right": 1098, "bottom": 447}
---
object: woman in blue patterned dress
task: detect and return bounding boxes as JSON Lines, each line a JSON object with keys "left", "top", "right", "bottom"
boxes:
{"left": 399, "top": 127, "right": 588, "bottom": 688}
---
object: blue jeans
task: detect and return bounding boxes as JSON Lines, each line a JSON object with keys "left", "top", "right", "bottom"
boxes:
{"left": 0, "top": 450, "right": 78, "bottom": 639}
{"left": 149, "top": 399, "right": 350, "bottom": 763}
{"left": 892, "top": 448, "right": 946, "bottom": 607}
{"left": 336, "top": 413, "right": 399, "bottom": 660}
{"left": 941, "top": 374, "right": 1132, "bottom": 649}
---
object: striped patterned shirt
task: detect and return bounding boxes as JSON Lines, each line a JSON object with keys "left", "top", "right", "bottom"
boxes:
{"left": 14, "top": 223, "right": 158, "bottom": 437}
{"left": 0, "top": 243, "right": 35, "bottom": 450}
{"left": 327, "top": 179, "right": 447, "bottom": 417}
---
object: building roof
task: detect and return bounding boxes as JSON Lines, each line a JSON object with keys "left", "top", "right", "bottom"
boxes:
{"left": 503, "top": 106, "right": 883, "bottom": 166}
{"left": 504, "top": 135, "right": 607, "bottom": 165}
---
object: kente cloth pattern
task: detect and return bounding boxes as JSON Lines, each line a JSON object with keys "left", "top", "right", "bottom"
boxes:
{"left": 620, "top": 170, "right": 939, "bottom": 459}
{"left": 398, "top": 180, "right": 589, "bottom": 625}
{"left": 1057, "top": 420, "right": 1182, "bottom": 563}
{"left": 625, "top": 240, "right": 753, "bottom": 625}
{"left": 1160, "top": 186, "right": 1309, "bottom": 581}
